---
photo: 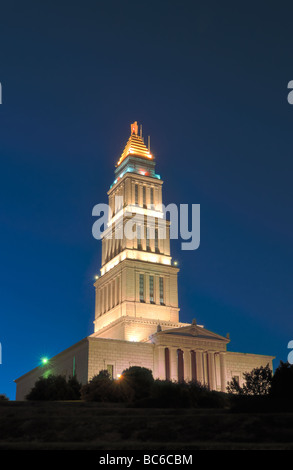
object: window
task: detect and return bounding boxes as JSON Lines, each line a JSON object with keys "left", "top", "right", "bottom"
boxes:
{"left": 107, "top": 364, "right": 114, "bottom": 379}
{"left": 150, "top": 187, "right": 154, "bottom": 207}
{"left": 155, "top": 228, "right": 159, "bottom": 253}
{"left": 135, "top": 184, "right": 139, "bottom": 205}
{"left": 159, "top": 277, "right": 164, "bottom": 305}
{"left": 143, "top": 186, "right": 146, "bottom": 208}
{"left": 137, "top": 224, "right": 142, "bottom": 250}
{"left": 139, "top": 274, "right": 145, "bottom": 302}
{"left": 149, "top": 275, "right": 154, "bottom": 303}
{"left": 146, "top": 230, "right": 150, "bottom": 251}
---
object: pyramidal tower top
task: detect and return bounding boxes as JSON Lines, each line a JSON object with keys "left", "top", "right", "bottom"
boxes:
{"left": 112, "top": 121, "right": 160, "bottom": 186}
{"left": 116, "top": 121, "right": 153, "bottom": 167}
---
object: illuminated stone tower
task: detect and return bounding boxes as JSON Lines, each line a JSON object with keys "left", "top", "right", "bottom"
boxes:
{"left": 92, "top": 122, "right": 183, "bottom": 342}
{"left": 14, "top": 121, "right": 275, "bottom": 399}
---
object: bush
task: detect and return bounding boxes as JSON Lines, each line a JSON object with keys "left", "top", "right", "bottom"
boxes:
{"left": 80, "top": 370, "right": 134, "bottom": 403}
{"left": 188, "top": 381, "right": 229, "bottom": 408}
{"left": 81, "top": 370, "right": 113, "bottom": 402}
{"left": 148, "top": 380, "right": 191, "bottom": 408}
{"left": 269, "top": 361, "right": 293, "bottom": 410}
{"left": 26, "top": 375, "right": 82, "bottom": 401}
{"left": 79, "top": 366, "right": 231, "bottom": 408}
{"left": 120, "top": 366, "right": 154, "bottom": 402}
{"left": 228, "top": 394, "right": 272, "bottom": 413}
{"left": 0, "top": 394, "right": 9, "bottom": 401}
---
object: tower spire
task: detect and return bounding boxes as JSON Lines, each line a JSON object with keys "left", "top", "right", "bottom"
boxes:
{"left": 131, "top": 121, "right": 138, "bottom": 135}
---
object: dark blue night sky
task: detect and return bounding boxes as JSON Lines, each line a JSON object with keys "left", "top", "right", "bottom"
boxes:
{"left": 0, "top": 1, "right": 292, "bottom": 399}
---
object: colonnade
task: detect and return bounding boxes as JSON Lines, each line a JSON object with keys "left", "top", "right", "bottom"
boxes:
{"left": 157, "top": 347, "right": 226, "bottom": 392}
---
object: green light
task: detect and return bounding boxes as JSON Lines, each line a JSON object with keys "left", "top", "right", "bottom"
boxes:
{"left": 41, "top": 357, "right": 49, "bottom": 365}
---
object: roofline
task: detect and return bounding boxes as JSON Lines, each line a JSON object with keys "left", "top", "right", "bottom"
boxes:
{"left": 14, "top": 337, "right": 89, "bottom": 383}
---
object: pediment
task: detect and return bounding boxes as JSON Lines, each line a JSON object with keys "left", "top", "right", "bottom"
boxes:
{"left": 154, "top": 322, "right": 229, "bottom": 343}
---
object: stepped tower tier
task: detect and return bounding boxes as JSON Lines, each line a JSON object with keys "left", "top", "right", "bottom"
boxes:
{"left": 92, "top": 122, "right": 185, "bottom": 342}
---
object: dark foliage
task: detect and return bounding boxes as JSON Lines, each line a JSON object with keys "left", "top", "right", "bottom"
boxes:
{"left": 120, "top": 366, "right": 154, "bottom": 401}
{"left": 26, "top": 375, "right": 82, "bottom": 401}
{"left": 188, "top": 382, "right": 229, "bottom": 408}
{"left": 270, "top": 361, "right": 293, "bottom": 410}
{"left": 81, "top": 366, "right": 230, "bottom": 408}
{"left": 227, "top": 364, "right": 272, "bottom": 395}
{"left": 77, "top": 362, "right": 293, "bottom": 412}
{"left": 80, "top": 370, "right": 134, "bottom": 403}
{"left": 0, "top": 394, "right": 9, "bottom": 401}
{"left": 148, "top": 380, "right": 191, "bottom": 408}
{"left": 228, "top": 361, "right": 293, "bottom": 412}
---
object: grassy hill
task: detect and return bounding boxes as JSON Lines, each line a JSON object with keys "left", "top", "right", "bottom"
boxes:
{"left": 0, "top": 401, "right": 293, "bottom": 450}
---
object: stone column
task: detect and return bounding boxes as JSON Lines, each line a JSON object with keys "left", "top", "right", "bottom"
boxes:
{"left": 169, "top": 347, "right": 178, "bottom": 381}
{"left": 196, "top": 350, "right": 204, "bottom": 384}
{"left": 183, "top": 349, "right": 191, "bottom": 382}
{"left": 95, "top": 287, "right": 100, "bottom": 317}
{"left": 154, "top": 346, "right": 165, "bottom": 380}
{"left": 177, "top": 349, "right": 184, "bottom": 382}
{"left": 219, "top": 352, "right": 227, "bottom": 392}
{"left": 207, "top": 351, "right": 216, "bottom": 390}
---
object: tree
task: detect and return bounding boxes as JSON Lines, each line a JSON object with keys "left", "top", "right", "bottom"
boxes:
{"left": 26, "top": 374, "right": 82, "bottom": 400}
{"left": 120, "top": 366, "right": 154, "bottom": 401}
{"left": 80, "top": 370, "right": 113, "bottom": 402}
{"left": 227, "top": 376, "right": 244, "bottom": 395}
{"left": 0, "top": 394, "right": 9, "bottom": 401}
{"left": 270, "top": 361, "right": 293, "bottom": 405}
{"left": 80, "top": 369, "right": 134, "bottom": 402}
{"left": 227, "top": 364, "right": 272, "bottom": 395}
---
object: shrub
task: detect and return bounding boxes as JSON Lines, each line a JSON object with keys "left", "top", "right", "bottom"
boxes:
{"left": 0, "top": 394, "right": 9, "bottom": 401}
{"left": 188, "top": 381, "right": 229, "bottom": 408}
{"left": 120, "top": 366, "right": 154, "bottom": 402}
{"left": 26, "top": 375, "right": 82, "bottom": 401}
{"left": 80, "top": 370, "right": 134, "bottom": 403}
{"left": 80, "top": 370, "right": 113, "bottom": 402}
{"left": 148, "top": 380, "right": 191, "bottom": 408}
{"left": 269, "top": 361, "right": 293, "bottom": 410}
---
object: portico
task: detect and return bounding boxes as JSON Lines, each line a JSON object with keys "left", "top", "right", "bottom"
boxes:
{"left": 151, "top": 321, "right": 229, "bottom": 391}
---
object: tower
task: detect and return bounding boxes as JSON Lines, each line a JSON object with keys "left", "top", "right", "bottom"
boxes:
{"left": 14, "top": 121, "right": 275, "bottom": 399}
{"left": 92, "top": 122, "right": 182, "bottom": 342}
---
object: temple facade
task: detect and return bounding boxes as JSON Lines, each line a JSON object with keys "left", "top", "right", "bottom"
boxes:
{"left": 15, "top": 122, "right": 274, "bottom": 400}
